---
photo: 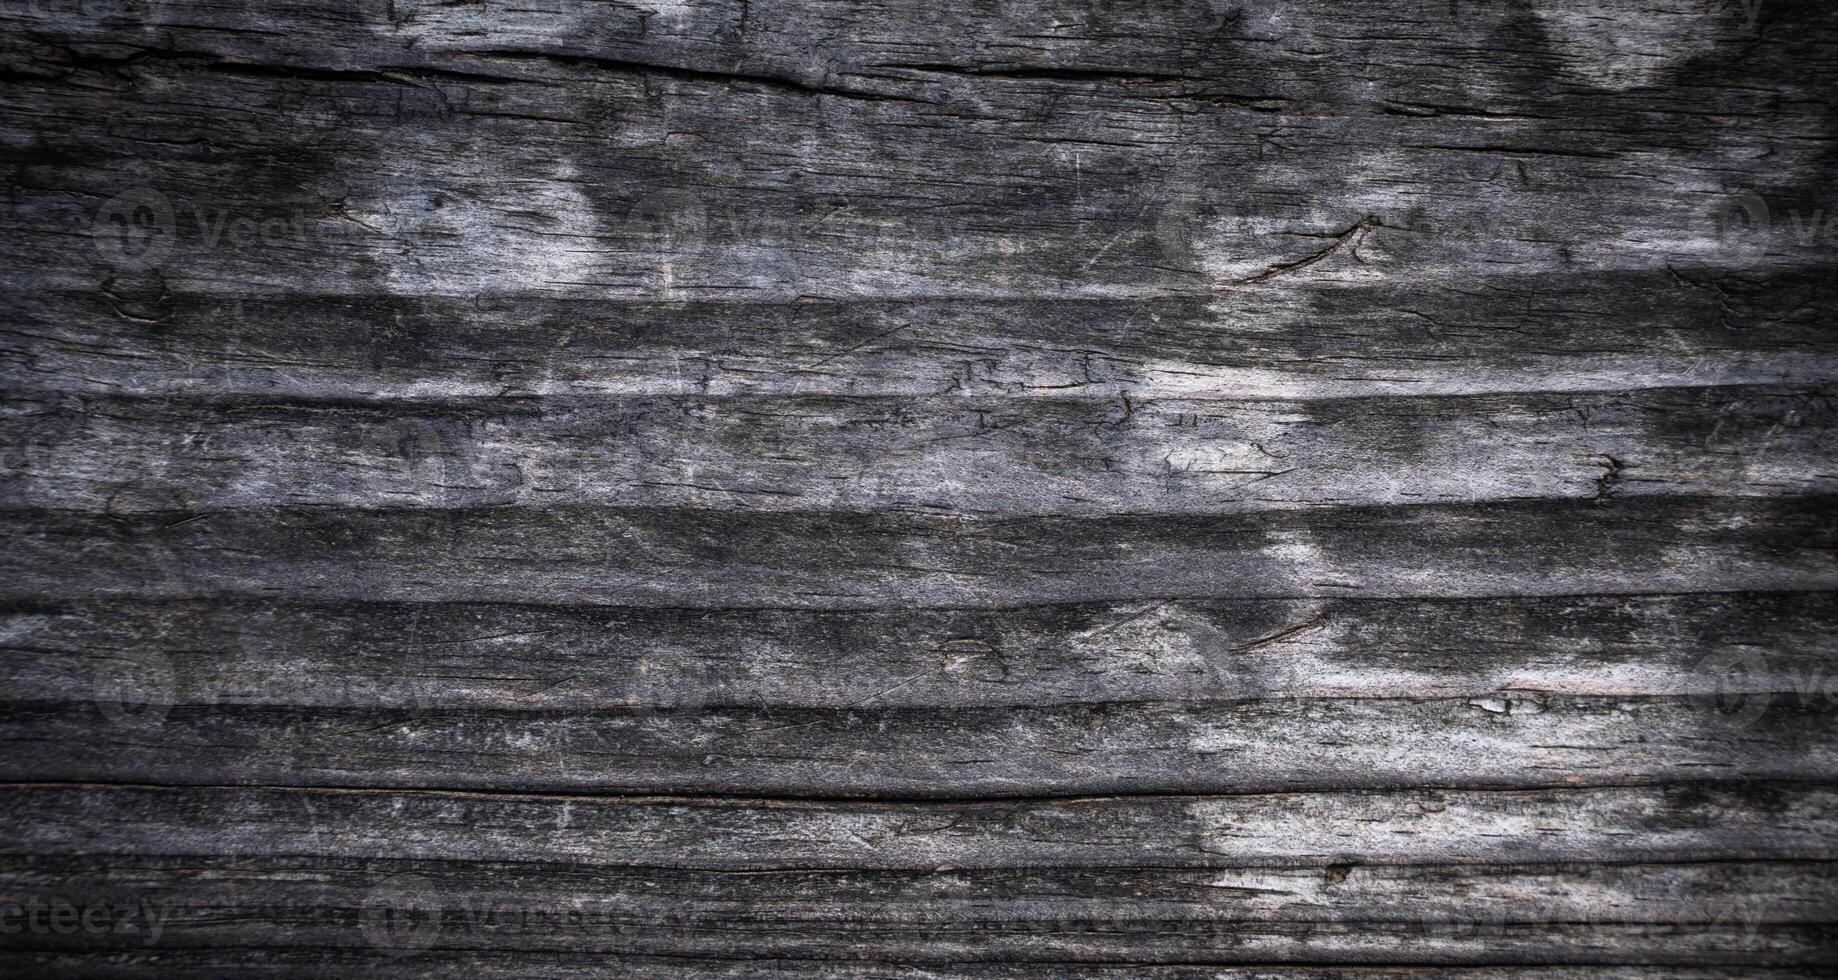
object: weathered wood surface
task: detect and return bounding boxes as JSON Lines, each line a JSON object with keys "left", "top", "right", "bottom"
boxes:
{"left": 6, "top": 784, "right": 1837, "bottom": 965}
{"left": 13, "top": 783, "right": 1838, "bottom": 868}
{"left": 7, "top": 285, "right": 1838, "bottom": 401}
{"left": 4, "top": 496, "right": 1834, "bottom": 606}
{"left": 1, "top": 959, "right": 1830, "bottom": 980}
{"left": 3, "top": 0, "right": 1837, "bottom": 973}
{"left": 3, "top": 2, "right": 1835, "bottom": 299}
{"left": 12, "top": 694, "right": 1838, "bottom": 794}
{"left": 1, "top": 855, "right": 1834, "bottom": 964}
{"left": 7, "top": 594, "right": 1833, "bottom": 707}
{"left": 5, "top": 384, "right": 1834, "bottom": 513}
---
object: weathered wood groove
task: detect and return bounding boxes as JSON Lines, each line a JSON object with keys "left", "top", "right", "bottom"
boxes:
{"left": 9, "top": 693, "right": 1834, "bottom": 796}
{"left": 5, "top": 384, "right": 1831, "bottom": 515}
{"left": 4, "top": 13, "right": 1836, "bottom": 301}
{"left": 11, "top": 844, "right": 1838, "bottom": 876}
{"left": 5, "top": 495, "right": 1831, "bottom": 608}
{"left": 17, "top": 777, "right": 1838, "bottom": 813}
{"left": 3, "top": 856, "right": 1838, "bottom": 963}
{"left": 6, "top": 280, "right": 1836, "bottom": 401}
{"left": 0, "top": 956, "right": 1827, "bottom": 980}
{"left": 0, "top": 921, "right": 1828, "bottom": 967}
{"left": 14, "top": 853, "right": 1836, "bottom": 914}
{"left": 0, "top": 3, "right": 1830, "bottom": 299}
{"left": 10, "top": 782, "right": 1835, "bottom": 870}
{"left": 7, "top": 591, "right": 1832, "bottom": 712}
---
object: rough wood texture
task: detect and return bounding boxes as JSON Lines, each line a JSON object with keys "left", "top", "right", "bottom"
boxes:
{"left": 3, "top": 0, "right": 1836, "bottom": 974}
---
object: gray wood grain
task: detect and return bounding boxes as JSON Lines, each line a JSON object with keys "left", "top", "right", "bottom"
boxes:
{"left": 3, "top": 3, "right": 1835, "bottom": 299}
{"left": 11, "top": 784, "right": 1838, "bottom": 963}
{"left": 5, "top": 593, "right": 1831, "bottom": 710}
{"left": 5, "top": 384, "right": 1832, "bottom": 514}
{"left": 2, "top": 855, "right": 1834, "bottom": 965}
{"left": 3, "top": 0, "right": 1836, "bottom": 971}
{"left": 6, "top": 696, "right": 1836, "bottom": 795}
{"left": 4, "top": 496, "right": 1833, "bottom": 607}
{"left": 11, "top": 783, "right": 1837, "bottom": 869}
{"left": 2, "top": 953, "right": 1828, "bottom": 979}
{"left": 6, "top": 284, "right": 1836, "bottom": 403}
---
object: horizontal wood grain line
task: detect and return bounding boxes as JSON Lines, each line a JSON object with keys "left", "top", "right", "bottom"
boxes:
{"left": 0, "top": 858, "right": 1832, "bottom": 965}
{"left": 12, "top": 853, "right": 1834, "bottom": 921}
{"left": 3, "top": 496, "right": 1832, "bottom": 608}
{"left": 6, "top": 277, "right": 1832, "bottom": 402}
{"left": 15, "top": 778, "right": 1838, "bottom": 812}
{"left": 6, "top": 593, "right": 1830, "bottom": 710}
{"left": 7, "top": 782, "right": 1835, "bottom": 870}
{"left": 0, "top": 954, "right": 1822, "bottom": 980}
{"left": 3, "top": 22, "right": 1833, "bottom": 299}
{"left": 6, "top": 693, "right": 1835, "bottom": 796}
{"left": 5, "top": 385, "right": 1830, "bottom": 515}
{"left": 1, "top": 942, "right": 1831, "bottom": 971}
{"left": 8, "top": 0, "right": 1830, "bottom": 102}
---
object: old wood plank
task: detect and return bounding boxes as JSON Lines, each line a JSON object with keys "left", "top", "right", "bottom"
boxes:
{"left": 5, "top": 282, "right": 1835, "bottom": 403}
{"left": 0, "top": 856, "right": 1832, "bottom": 965}
{"left": 1, "top": 951, "right": 1823, "bottom": 978}
{"left": 11, "top": 854, "right": 1834, "bottom": 928}
{"left": 9, "top": 0, "right": 1823, "bottom": 97}
{"left": 7, "top": 694, "right": 1834, "bottom": 795}
{"left": 7, "top": 783, "right": 1835, "bottom": 869}
{"left": 5, "top": 593, "right": 1831, "bottom": 711}
{"left": 3, "top": 5, "right": 1834, "bottom": 298}
{"left": 4, "top": 384, "right": 1831, "bottom": 515}
{"left": 2, "top": 496, "right": 1832, "bottom": 607}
